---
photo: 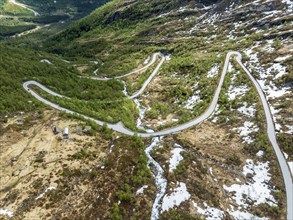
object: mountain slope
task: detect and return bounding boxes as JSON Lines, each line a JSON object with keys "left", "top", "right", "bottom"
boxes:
{"left": 0, "top": 0, "right": 292, "bottom": 219}
{"left": 0, "top": 0, "right": 111, "bottom": 37}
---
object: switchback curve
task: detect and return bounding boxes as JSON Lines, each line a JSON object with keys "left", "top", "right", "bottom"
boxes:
{"left": 23, "top": 51, "right": 293, "bottom": 219}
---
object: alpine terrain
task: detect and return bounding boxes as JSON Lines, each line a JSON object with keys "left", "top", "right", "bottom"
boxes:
{"left": 0, "top": 0, "right": 292, "bottom": 219}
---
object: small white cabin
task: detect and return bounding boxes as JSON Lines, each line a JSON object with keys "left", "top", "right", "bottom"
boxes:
{"left": 63, "top": 127, "right": 69, "bottom": 136}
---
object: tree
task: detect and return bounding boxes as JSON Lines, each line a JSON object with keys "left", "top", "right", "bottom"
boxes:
{"left": 111, "top": 202, "right": 122, "bottom": 220}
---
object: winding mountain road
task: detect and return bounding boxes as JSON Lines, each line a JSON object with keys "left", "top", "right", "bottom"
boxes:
{"left": 87, "top": 53, "right": 163, "bottom": 81}
{"left": 23, "top": 51, "right": 293, "bottom": 219}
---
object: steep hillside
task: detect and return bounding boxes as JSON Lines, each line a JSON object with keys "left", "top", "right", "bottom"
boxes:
{"left": 17, "top": 0, "right": 110, "bottom": 18}
{"left": 1, "top": 0, "right": 293, "bottom": 219}
{"left": 0, "top": 0, "right": 110, "bottom": 37}
{"left": 45, "top": 0, "right": 292, "bottom": 138}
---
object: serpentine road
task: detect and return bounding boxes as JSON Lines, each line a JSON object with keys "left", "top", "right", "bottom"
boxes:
{"left": 88, "top": 52, "right": 163, "bottom": 81}
{"left": 23, "top": 51, "right": 293, "bottom": 219}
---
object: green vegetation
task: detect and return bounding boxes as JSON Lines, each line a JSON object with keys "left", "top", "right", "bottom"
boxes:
{"left": 0, "top": 44, "right": 137, "bottom": 131}
{"left": 277, "top": 133, "right": 293, "bottom": 160}
{"left": 32, "top": 85, "right": 139, "bottom": 130}
{"left": 111, "top": 202, "right": 122, "bottom": 220}
{"left": 18, "top": 0, "right": 110, "bottom": 17}
{"left": 0, "top": 0, "right": 5, "bottom": 12}
{"left": 160, "top": 209, "right": 196, "bottom": 220}
{"left": 0, "top": 23, "right": 35, "bottom": 35}
{"left": 216, "top": 59, "right": 275, "bottom": 160}
{"left": 3, "top": 2, "right": 34, "bottom": 16}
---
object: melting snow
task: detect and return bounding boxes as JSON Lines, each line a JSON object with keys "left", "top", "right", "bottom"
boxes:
{"left": 282, "top": 0, "right": 293, "bottom": 12}
{"left": 228, "top": 62, "right": 234, "bottom": 72}
{"left": 274, "top": 55, "right": 291, "bottom": 62}
{"left": 211, "top": 104, "right": 221, "bottom": 123}
{"left": 192, "top": 201, "right": 225, "bottom": 220}
{"left": 184, "top": 90, "right": 202, "bottom": 109}
{"left": 109, "top": 144, "right": 114, "bottom": 153}
{"left": 40, "top": 59, "right": 52, "bottom": 64}
{"left": 237, "top": 102, "right": 256, "bottom": 117}
{"left": 256, "top": 150, "right": 264, "bottom": 157}
{"left": 244, "top": 44, "right": 290, "bottom": 100}
{"left": 233, "top": 121, "right": 259, "bottom": 144}
{"left": 90, "top": 61, "right": 99, "bottom": 65}
{"left": 283, "top": 152, "right": 289, "bottom": 160}
{"left": 169, "top": 144, "right": 184, "bottom": 172}
{"left": 161, "top": 182, "right": 190, "bottom": 212}
{"left": 263, "top": 40, "right": 274, "bottom": 52}
{"left": 285, "top": 125, "right": 293, "bottom": 134}
{"left": 259, "top": 80, "right": 291, "bottom": 99}
{"left": 144, "top": 56, "right": 150, "bottom": 64}
{"left": 228, "top": 85, "right": 250, "bottom": 101}
{"left": 224, "top": 159, "right": 276, "bottom": 208}
{"left": 207, "top": 65, "right": 219, "bottom": 78}
{"left": 269, "top": 105, "right": 282, "bottom": 132}
{"left": 267, "top": 63, "right": 287, "bottom": 79}
{"left": 0, "top": 209, "right": 13, "bottom": 218}
{"left": 145, "top": 137, "right": 167, "bottom": 220}
{"left": 93, "top": 68, "right": 99, "bottom": 75}
{"left": 35, "top": 186, "right": 56, "bottom": 200}
{"left": 134, "top": 99, "right": 148, "bottom": 130}
{"left": 122, "top": 81, "right": 128, "bottom": 97}
{"left": 136, "top": 185, "right": 148, "bottom": 195}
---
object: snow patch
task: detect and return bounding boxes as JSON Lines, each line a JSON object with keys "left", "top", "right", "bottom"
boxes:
{"left": 145, "top": 137, "right": 167, "bottom": 220}
{"left": 40, "top": 59, "right": 52, "bottom": 64}
{"left": 267, "top": 63, "right": 287, "bottom": 79}
{"left": 136, "top": 185, "right": 148, "bottom": 195}
{"left": 257, "top": 79, "right": 291, "bottom": 100}
{"left": 161, "top": 182, "right": 190, "bottom": 212}
{"left": 228, "top": 85, "right": 250, "bottom": 101}
{"left": 207, "top": 65, "right": 219, "bottom": 78}
{"left": 0, "top": 209, "right": 13, "bottom": 218}
{"left": 256, "top": 150, "right": 264, "bottom": 157}
{"left": 228, "top": 62, "right": 234, "bottom": 72}
{"left": 183, "top": 90, "right": 202, "bottom": 109}
{"left": 144, "top": 56, "right": 150, "bottom": 64}
{"left": 274, "top": 55, "right": 291, "bottom": 62}
{"left": 192, "top": 202, "right": 225, "bottom": 220}
{"left": 35, "top": 186, "right": 56, "bottom": 200}
{"left": 232, "top": 121, "right": 259, "bottom": 144}
{"left": 134, "top": 99, "right": 148, "bottom": 130}
{"left": 237, "top": 102, "right": 256, "bottom": 117}
{"left": 283, "top": 152, "right": 289, "bottom": 160}
{"left": 282, "top": 0, "right": 293, "bottom": 12}
{"left": 211, "top": 104, "right": 221, "bottom": 123}
{"left": 169, "top": 144, "right": 184, "bottom": 172}
{"left": 285, "top": 125, "right": 293, "bottom": 134}
{"left": 224, "top": 159, "right": 276, "bottom": 208}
